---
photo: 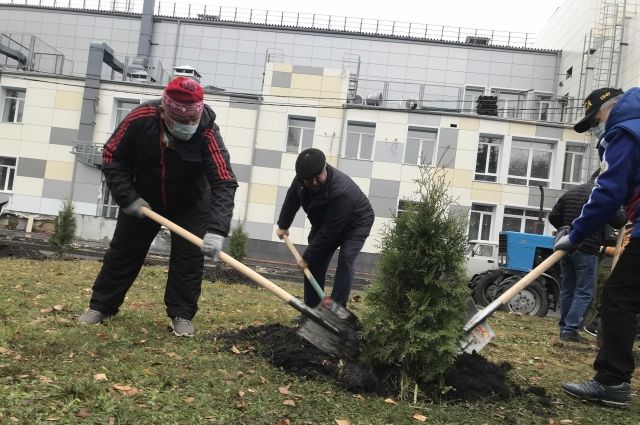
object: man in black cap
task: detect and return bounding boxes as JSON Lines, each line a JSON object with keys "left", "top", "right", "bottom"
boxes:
{"left": 276, "top": 148, "right": 374, "bottom": 309}
{"left": 553, "top": 86, "right": 640, "bottom": 407}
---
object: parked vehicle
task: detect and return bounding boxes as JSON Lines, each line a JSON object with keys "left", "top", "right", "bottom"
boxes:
{"left": 469, "top": 231, "right": 561, "bottom": 317}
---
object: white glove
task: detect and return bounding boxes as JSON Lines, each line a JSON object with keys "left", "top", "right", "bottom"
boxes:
{"left": 202, "top": 233, "right": 224, "bottom": 261}
{"left": 122, "top": 198, "right": 150, "bottom": 219}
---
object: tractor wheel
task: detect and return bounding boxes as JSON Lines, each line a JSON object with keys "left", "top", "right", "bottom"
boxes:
{"left": 497, "top": 276, "right": 549, "bottom": 317}
{"left": 471, "top": 269, "right": 504, "bottom": 307}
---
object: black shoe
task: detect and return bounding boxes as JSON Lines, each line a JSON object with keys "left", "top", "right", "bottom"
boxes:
{"left": 560, "top": 331, "right": 588, "bottom": 344}
{"left": 562, "top": 380, "right": 630, "bottom": 407}
{"left": 583, "top": 324, "right": 598, "bottom": 337}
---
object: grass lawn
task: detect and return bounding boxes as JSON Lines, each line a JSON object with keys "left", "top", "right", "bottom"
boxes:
{"left": 0, "top": 258, "right": 638, "bottom": 424}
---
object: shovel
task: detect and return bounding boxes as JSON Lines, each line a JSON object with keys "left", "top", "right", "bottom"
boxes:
{"left": 140, "top": 207, "right": 358, "bottom": 358}
{"left": 462, "top": 250, "right": 566, "bottom": 348}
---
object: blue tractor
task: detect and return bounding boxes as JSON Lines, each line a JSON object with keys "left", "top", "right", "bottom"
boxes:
{"left": 471, "top": 231, "right": 561, "bottom": 317}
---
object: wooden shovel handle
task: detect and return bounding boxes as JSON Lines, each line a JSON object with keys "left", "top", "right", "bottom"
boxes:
{"left": 282, "top": 234, "right": 325, "bottom": 298}
{"left": 611, "top": 226, "right": 625, "bottom": 270}
{"left": 141, "top": 206, "right": 293, "bottom": 303}
{"left": 497, "top": 250, "right": 566, "bottom": 305}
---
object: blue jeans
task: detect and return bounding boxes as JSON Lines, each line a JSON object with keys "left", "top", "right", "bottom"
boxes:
{"left": 559, "top": 252, "right": 598, "bottom": 333}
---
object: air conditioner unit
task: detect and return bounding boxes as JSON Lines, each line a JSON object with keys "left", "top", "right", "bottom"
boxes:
{"left": 365, "top": 92, "right": 383, "bottom": 106}
{"left": 173, "top": 65, "right": 202, "bottom": 83}
{"left": 352, "top": 94, "right": 363, "bottom": 105}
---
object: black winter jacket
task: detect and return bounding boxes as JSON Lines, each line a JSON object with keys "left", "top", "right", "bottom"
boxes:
{"left": 277, "top": 165, "right": 374, "bottom": 261}
{"left": 102, "top": 99, "right": 238, "bottom": 236}
{"left": 548, "top": 180, "right": 627, "bottom": 255}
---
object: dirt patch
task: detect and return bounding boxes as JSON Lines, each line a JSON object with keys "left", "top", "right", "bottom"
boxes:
{"left": 212, "top": 323, "right": 555, "bottom": 412}
{"left": 0, "top": 243, "right": 48, "bottom": 260}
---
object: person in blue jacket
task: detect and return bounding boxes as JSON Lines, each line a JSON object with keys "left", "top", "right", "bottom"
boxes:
{"left": 554, "top": 87, "right": 639, "bottom": 407}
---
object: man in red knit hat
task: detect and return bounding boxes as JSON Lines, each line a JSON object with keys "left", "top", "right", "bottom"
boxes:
{"left": 78, "top": 76, "right": 238, "bottom": 337}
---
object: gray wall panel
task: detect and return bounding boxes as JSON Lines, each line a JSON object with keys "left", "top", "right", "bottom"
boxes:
{"left": 16, "top": 158, "right": 46, "bottom": 178}
{"left": 42, "top": 179, "right": 72, "bottom": 200}
{"left": 369, "top": 179, "right": 400, "bottom": 199}
{"left": 231, "top": 163, "right": 251, "bottom": 183}
{"left": 535, "top": 126, "right": 564, "bottom": 140}
{"left": 338, "top": 158, "right": 373, "bottom": 178}
{"left": 369, "top": 196, "right": 398, "bottom": 218}
{"left": 50, "top": 127, "right": 77, "bottom": 146}
{"left": 252, "top": 149, "right": 282, "bottom": 168}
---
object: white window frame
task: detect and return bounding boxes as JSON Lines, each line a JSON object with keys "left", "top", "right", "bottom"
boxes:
{"left": 1, "top": 87, "right": 26, "bottom": 123}
{"left": 403, "top": 127, "right": 438, "bottom": 166}
{"left": 0, "top": 156, "right": 17, "bottom": 192}
{"left": 344, "top": 122, "right": 376, "bottom": 160}
{"left": 112, "top": 98, "right": 141, "bottom": 130}
{"left": 286, "top": 116, "right": 315, "bottom": 154}
{"left": 468, "top": 203, "right": 495, "bottom": 241}
{"left": 535, "top": 94, "right": 552, "bottom": 122}
{"left": 507, "top": 138, "right": 555, "bottom": 188}
{"left": 491, "top": 88, "right": 526, "bottom": 119}
{"left": 99, "top": 178, "right": 119, "bottom": 219}
{"left": 562, "top": 143, "right": 588, "bottom": 188}
{"left": 463, "top": 86, "right": 484, "bottom": 114}
{"left": 502, "top": 206, "right": 548, "bottom": 235}
{"left": 474, "top": 135, "right": 502, "bottom": 182}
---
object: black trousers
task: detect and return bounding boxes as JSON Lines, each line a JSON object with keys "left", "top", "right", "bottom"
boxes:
{"left": 594, "top": 238, "right": 640, "bottom": 385}
{"left": 89, "top": 203, "right": 207, "bottom": 320}
{"left": 304, "top": 233, "right": 368, "bottom": 308}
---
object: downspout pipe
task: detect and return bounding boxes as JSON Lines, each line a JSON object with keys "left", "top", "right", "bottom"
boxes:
{"left": 130, "top": 0, "right": 156, "bottom": 73}
{"left": 242, "top": 96, "right": 263, "bottom": 223}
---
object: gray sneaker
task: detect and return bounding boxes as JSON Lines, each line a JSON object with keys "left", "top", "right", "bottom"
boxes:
{"left": 562, "top": 380, "right": 631, "bottom": 407}
{"left": 169, "top": 317, "right": 195, "bottom": 337}
{"left": 78, "top": 309, "right": 110, "bottom": 325}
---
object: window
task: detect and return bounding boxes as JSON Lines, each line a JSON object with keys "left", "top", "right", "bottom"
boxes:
{"left": 2, "top": 88, "right": 25, "bottom": 123}
{"left": 404, "top": 128, "right": 437, "bottom": 165}
{"left": 114, "top": 99, "right": 140, "bottom": 128}
{"left": 502, "top": 207, "right": 547, "bottom": 234}
{"left": 100, "top": 180, "right": 119, "bottom": 219}
{"left": 463, "top": 86, "right": 484, "bottom": 114}
{"left": 475, "top": 135, "right": 501, "bottom": 182}
{"left": 286, "top": 117, "right": 315, "bottom": 153}
{"left": 507, "top": 139, "right": 554, "bottom": 187}
{"left": 0, "top": 157, "right": 17, "bottom": 191}
{"left": 491, "top": 89, "right": 525, "bottom": 119}
{"left": 468, "top": 204, "right": 494, "bottom": 241}
{"left": 535, "top": 94, "right": 552, "bottom": 121}
{"left": 345, "top": 122, "right": 375, "bottom": 160}
{"left": 563, "top": 144, "right": 587, "bottom": 188}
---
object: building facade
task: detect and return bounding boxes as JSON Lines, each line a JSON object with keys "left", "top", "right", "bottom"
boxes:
{"left": 1, "top": 0, "right": 606, "bottom": 270}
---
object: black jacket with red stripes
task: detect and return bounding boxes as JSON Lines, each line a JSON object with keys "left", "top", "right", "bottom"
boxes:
{"left": 102, "top": 99, "right": 238, "bottom": 236}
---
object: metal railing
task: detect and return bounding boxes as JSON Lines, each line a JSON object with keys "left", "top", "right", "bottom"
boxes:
{"left": 0, "top": 0, "right": 538, "bottom": 49}
{"left": 72, "top": 141, "right": 103, "bottom": 168}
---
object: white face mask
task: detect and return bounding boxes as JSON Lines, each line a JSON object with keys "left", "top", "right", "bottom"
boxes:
{"left": 166, "top": 121, "right": 198, "bottom": 141}
{"left": 593, "top": 122, "right": 606, "bottom": 140}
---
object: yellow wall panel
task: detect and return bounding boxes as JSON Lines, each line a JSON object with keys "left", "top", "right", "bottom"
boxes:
{"left": 53, "top": 90, "right": 83, "bottom": 111}
{"left": 450, "top": 169, "right": 474, "bottom": 188}
{"left": 248, "top": 183, "right": 278, "bottom": 204}
{"left": 471, "top": 187, "right": 502, "bottom": 203}
{"left": 20, "top": 141, "right": 49, "bottom": 160}
{"left": 45, "top": 160, "right": 74, "bottom": 181}
{"left": 291, "top": 74, "right": 323, "bottom": 91}
{"left": 509, "top": 122, "right": 536, "bottom": 136}
{"left": 459, "top": 117, "right": 480, "bottom": 131}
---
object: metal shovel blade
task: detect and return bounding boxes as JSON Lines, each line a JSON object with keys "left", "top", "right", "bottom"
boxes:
{"left": 297, "top": 298, "right": 359, "bottom": 359}
{"left": 459, "top": 297, "right": 495, "bottom": 354}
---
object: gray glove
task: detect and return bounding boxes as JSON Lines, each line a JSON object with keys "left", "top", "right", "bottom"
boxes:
{"left": 202, "top": 233, "right": 224, "bottom": 261}
{"left": 553, "top": 225, "right": 580, "bottom": 252}
{"left": 122, "top": 198, "right": 150, "bottom": 219}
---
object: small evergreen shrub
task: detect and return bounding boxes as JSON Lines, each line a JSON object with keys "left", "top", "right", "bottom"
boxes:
{"left": 228, "top": 222, "right": 248, "bottom": 262}
{"left": 49, "top": 199, "right": 77, "bottom": 257}
{"left": 359, "top": 166, "right": 470, "bottom": 397}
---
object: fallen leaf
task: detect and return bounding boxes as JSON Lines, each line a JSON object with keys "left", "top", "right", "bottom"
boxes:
{"left": 39, "top": 375, "right": 53, "bottom": 384}
{"left": 384, "top": 398, "right": 398, "bottom": 405}
{"left": 40, "top": 306, "right": 53, "bottom": 314}
{"left": 184, "top": 397, "right": 195, "bottom": 404}
{"left": 336, "top": 420, "right": 352, "bottom": 425}
{"left": 0, "top": 347, "right": 12, "bottom": 355}
{"left": 231, "top": 345, "right": 241, "bottom": 354}
{"left": 94, "top": 373, "right": 108, "bottom": 382}
{"left": 113, "top": 383, "right": 139, "bottom": 395}
{"left": 236, "top": 399, "right": 247, "bottom": 410}
{"left": 353, "top": 394, "right": 364, "bottom": 400}
{"left": 560, "top": 421, "right": 574, "bottom": 424}
{"left": 45, "top": 417, "right": 60, "bottom": 421}
{"left": 238, "top": 391, "right": 245, "bottom": 397}
{"left": 283, "top": 399, "right": 296, "bottom": 406}
{"left": 53, "top": 304, "right": 64, "bottom": 311}
{"left": 413, "top": 413, "right": 427, "bottom": 422}
{"left": 279, "top": 384, "right": 291, "bottom": 395}
{"left": 276, "top": 419, "right": 291, "bottom": 425}
{"left": 140, "top": 327, "right": 149, "bottom": 334}
{"left": 108, "top": 417, "right": 115, "bottom": 425}
{"left": 75, "top": 408, "right": 91, "bottom": 418}
{"left": 259, "top": 376, "right": 268, "bottom": 384}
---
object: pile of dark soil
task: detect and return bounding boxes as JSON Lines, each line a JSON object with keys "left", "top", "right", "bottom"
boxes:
{"left": 0, "top": 243, "right": 48, "bottom": 260}
{"left": 212, "top": 323, "right": 553, "bottom": 408}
